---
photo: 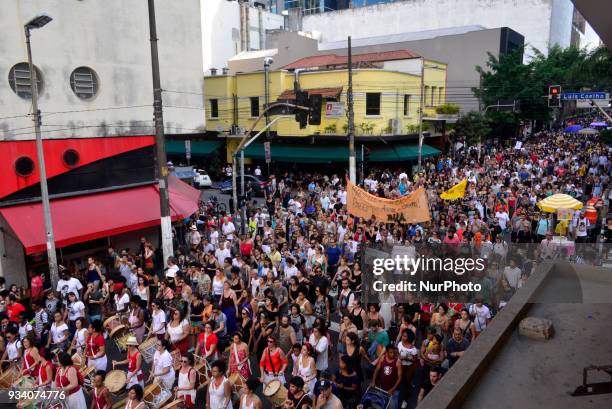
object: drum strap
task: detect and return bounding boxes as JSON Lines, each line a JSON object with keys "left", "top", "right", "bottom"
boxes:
{"left": 266, "top": 349, "right": 276, "bottom": 375}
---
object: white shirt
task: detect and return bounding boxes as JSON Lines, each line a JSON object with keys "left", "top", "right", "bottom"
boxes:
{"left": 215, "top": 248, "right": 231, "bottom": 263}
{"left": 338, "top": 190, "right": 347, "bottom": 205}
{"left": 308, "top": 334, "right": 329, "bottom": 371}
{"left": 56, "top": 277, "right": 83, "bottom": 300}
{"left": 469, "top": 304, "right": 491, "bottom": 332}
{"left": 222, "top": 222, "right": 236, "bottom": 240}
{"left": 284, "top": 265, "right": 298, "bottom": 281}
{"left": 503, "top": 266, "right": 522, "bottom": 289}
{"left": 166, "top": 264, "right": 179, "bottom": 279}
{"left": 18, "top": 322, "right": 33, "bottom": 340}
{"left": 495, "top": 211, "right": 510, "bottom": 230}
{"left": 67, "top": 301, "right": 85, "bottom": 321}
{"left": 153, "top": 350, "right": 175, "bottom": 382}
{"left": 254, "top": 167, "right": 262, "bottom": 176}
{"left": 51, "top": 322, "right": 69, "bottom": 344}
{"left": 115, "top": 293, "right": 130, "bottom": 312}
{"left": 6, "top": 339, "right": 21, "bottom": 361}
{"left": 152, "top": 310, "right": 166, "bottom": 335}
{"left": 397, "top": 341, "right": 418, "bottom": 366}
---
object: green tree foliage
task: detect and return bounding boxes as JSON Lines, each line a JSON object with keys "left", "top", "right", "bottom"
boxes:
{"left": 474, "top": 45, "right": 612, "bottom": 124}
{"left": 454, "top": 111, "right": 491, "bottom": 146}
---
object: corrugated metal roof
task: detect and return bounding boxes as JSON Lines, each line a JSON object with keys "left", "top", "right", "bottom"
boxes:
{"left": 283, "top": 49, "right": 419, "bottom": 69}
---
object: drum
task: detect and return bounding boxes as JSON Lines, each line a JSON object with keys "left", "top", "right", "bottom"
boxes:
{"left": 105, "top": 370, "right": 127, "bottom": 395}
{"left": 139, "top": 337, "right": 157, "bottom": 364}
{"left": 17, "top": 399, "right": 35, "bottom": 409}
{"left": 170, "top": 349, "right": 182, "bottom": 371}
{"left": 104, "top": 315, "right": 122, "bottom": 332}
{"left": 263, "top": 380, "right": 288, "bottom": 408}
{"left": 80, "top": 366, "right": 96, "bottom": 390}
{"left": 72, "top": 352, "right": 84, "bottom": 369}
{"left": 144, "top": 380, "right": 172, "bottom": 409}
{"left": 0, "top": 366, "right": 19, "bottom": 389}
{"left": 193, "top": 359, "right": 210, "bottom": 384}
{"left": 44, "top": 399, "right": 68, "bottom": 409}
{"left": 12, "top": 376, "right": 35, "bottom": 390}
{"left": 159, "top": 399, "right": 185, "bottom": 409}
{"left": 229, "top": 373, "right": 245, "bottom": 396}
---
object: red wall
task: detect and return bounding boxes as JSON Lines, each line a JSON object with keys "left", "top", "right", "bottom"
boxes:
{"left": 0, "top": 135, "right": 155, "bottom": 199}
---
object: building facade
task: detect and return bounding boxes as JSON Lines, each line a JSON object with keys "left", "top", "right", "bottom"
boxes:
{"left": 204, "top": 50, "right": 447, "bottom": 161}
{"left": 0, "top": 0, "right": 204, "bottom": 141}
{"left": 297, "top": 0, "right": 600, "bottom": 59}
{"left": 202, "top": 0, "right": 285, "bottom": 74}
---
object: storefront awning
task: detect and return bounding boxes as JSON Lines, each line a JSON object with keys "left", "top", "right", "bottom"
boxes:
{"left": 243, "top": 143, "right": 440, "bottom": 163}
{"left": 369, "top": 144, "right": 440, "bottom": 162}
{"left": 0, "top": 176, "right": 200, "bottom": 254}
{"left": 166, "top": 140, "right": 222, "bottom": 156}
{"left": 277, "top": 87, "right": 343, "bottom": 100}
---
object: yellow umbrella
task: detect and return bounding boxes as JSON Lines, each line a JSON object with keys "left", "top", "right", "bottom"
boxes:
{"left": 537, "top": 194, "right": 583, "bottom": 213}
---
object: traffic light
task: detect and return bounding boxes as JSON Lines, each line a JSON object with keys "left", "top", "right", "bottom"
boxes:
{"left": 548, "top": 85, "right": 561, "bottom": 108}
{"left": 308, "top": 94, "right": 323, "bottom": 125}
{"left": 295, "top": 90, "right": 309, "bottom": 129}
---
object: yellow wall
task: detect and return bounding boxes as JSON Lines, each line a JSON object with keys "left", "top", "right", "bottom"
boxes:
{"left": 204, "top": 60, "right": 448, "bottom": 139}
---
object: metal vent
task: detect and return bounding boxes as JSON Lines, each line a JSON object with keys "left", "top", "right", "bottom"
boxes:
{"left": 70, "top": 66, "right": 99, "bottom": 99}
{"left": 8, "top": 63, "right": 42, "bottom": 99}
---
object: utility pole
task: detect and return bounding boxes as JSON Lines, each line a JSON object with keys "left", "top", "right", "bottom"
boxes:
{"left": 25, "top": 15, "right": 59, "bottom": 289}
{"left": 347, "top": 36, "right": 356, "bottom": 184}
{"left": 264, "top": 57, "right": 273, "bottom": 140}
{"left": 147, "top": 0, "right": 173, "bottom": 263}
{"left": 417, "top": 57, "right": 425, "bottom": 171}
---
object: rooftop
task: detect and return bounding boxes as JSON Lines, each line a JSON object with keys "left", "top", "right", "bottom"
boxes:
{"left": 282, "top": 49, "right": 420, "bottom": 69}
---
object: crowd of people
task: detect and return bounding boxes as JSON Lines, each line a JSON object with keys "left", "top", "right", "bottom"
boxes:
{"left": 0, "top": 127, "right": 610, "bottom": 409}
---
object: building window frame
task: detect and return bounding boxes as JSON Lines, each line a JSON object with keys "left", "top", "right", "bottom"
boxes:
{"left": 250, "top": 97, "right": 260, "bottom": 118}
{"left": 403, "top": 94, "right": 411, "bottom": 116}
{"left": 365, "top": 92, "right": 381, "bottom": 116}
{"left": 431, "top": 86, "right": 437, "bottom": 106}
{"left": 210, "top": 99, "right": 219, "bottom": 119}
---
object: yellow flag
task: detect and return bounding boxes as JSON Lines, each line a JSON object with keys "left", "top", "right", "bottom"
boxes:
{"left": 440, "top": 179, "right": 467, "bottom": 200}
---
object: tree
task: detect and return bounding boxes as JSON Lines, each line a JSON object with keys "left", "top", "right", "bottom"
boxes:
{"left": 474, "top": 45, "right": 612, "bottom": 129}
{"left": 454, "top": 111, "right": 490, "bottom": 146}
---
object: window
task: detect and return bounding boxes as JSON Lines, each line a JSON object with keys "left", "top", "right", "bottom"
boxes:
{"left": 366, "top": 93, "right": 381, "bottom": 116}
{"left": 8, "top": 62, "right": 42, "bottom": 99}
{"left": 438, "top": 87, "right": 444, "bottom": 105}
{"left": 210, "top": 99, "right": 219, "bottom": 118}
{"left": 63, "top": 149, "right": 80, "bottom": 167}
{"left": 70, "top": 67, "right": 98, "bottom": 99}
{"left": 15, "top": 156, "right": 35, "bottom": 177}
{"left": 250, "top": 97, "right": 260, "bottom": 117}
{"left": 424, "top": 86, "right": 430, "bottom": 107}
{"left": 431, "top": 86, "right": 437, "bottom": 106}
{"left": 403, "top": 94, "right": 411, "bottom": 116}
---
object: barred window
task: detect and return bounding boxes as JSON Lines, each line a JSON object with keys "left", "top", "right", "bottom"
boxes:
{"left": 8, "top": 62, "right": 42, "bottom": 99}
{"left": 70, "top": 66, "right": 99, "bottom": 99}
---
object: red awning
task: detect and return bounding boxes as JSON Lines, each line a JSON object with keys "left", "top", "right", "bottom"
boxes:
{"left": 0, "top": 176, "right": 200, "bottom": 254}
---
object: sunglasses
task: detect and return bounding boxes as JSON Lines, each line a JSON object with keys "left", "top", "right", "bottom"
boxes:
{"left": 181, "top": 360, "right": 189, "bottom": 363}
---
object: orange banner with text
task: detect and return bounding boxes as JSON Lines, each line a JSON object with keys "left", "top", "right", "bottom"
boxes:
{"left": 346, "top": 180, "right": 431, "bottom": 224}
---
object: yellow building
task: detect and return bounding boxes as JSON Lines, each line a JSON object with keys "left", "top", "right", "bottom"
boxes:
{"left": 204, "top": 50, "right": 447, "bottom": 163}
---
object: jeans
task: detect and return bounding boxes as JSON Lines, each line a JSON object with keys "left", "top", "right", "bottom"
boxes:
{"left": 390, "top": 390, "right": 400, "bottom": 409}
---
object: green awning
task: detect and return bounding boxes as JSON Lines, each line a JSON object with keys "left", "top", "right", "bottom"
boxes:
{"left": 369, "top": 144, "right": 440, "bottom": 162}
{"left": 243, "top": 142, "right": 440, "bottom": 163}
{"left": 166, "top": 140, "right": 222, "bottom": 156}
{"left": 243, "top": 143, "right": 350, "bottom": 163}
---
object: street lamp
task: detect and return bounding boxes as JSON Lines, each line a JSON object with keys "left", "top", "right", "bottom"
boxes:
{"left": 24, "top": 14, "right": 59, "bottom": 289}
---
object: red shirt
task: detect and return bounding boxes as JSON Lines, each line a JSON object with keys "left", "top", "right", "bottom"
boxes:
{"left": 86, "top": 334, "right": 105, "bottom": 358}
{"left": 240, "top": 241, "right": 253, "bottom": 256}
{"left": 38, "top": 361, "right": 54, "bottom": 386}
{"left": 55, "top": 366, "right": 80, "bottom": 395}
{"left": 197, "top": 332, "right": 218, "bottom": 355}
{"left": 6, "top": 302, "right": 25, "bottom": 322}
{"left": 31, "top": 276, "right": 43, "bottom": 299}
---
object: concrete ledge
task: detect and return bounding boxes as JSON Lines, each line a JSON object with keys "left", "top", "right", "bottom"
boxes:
{"left": 418, "top": 262, "right": 555, "bottom": 409}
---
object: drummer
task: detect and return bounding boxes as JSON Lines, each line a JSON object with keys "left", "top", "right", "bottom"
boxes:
{"left": 54, "top": 352, "right": 87, "bottom": 409}
{"left": 195, "top": 321, "right": 219, "bottom": 362}
{"left": 259, "top": 336, "right": 288, "bottom": 385}
{"left": 150, "top": 300, "right": 167, "bottom": 341}
{"left": 112, "top": 336, "right": 144, "bottom": 389}
{"left": 124, "top": 384, "right": 147, "bottom": 409}
{"left": 86, "top": 320, "right": 108, "bottom": 372}
{"left": 174, "top": 352, "right": 197, "bottom": 409}
{"left": 1, "top": 329, "right": 22, "bottom": 369}
{"left": 206, "top": 360, "right": 232, "bottom": 409}
{"left": 127, "top": 296, "right": 146, "bottom": 344}
{"left": 68, "top": 317, "right": 88, "bottom": 356}
{"left": 92, "top": 370, "right": 112, "bottom": 409}
{"left": 228, "top": 332, "right": 251, "bottom": 380}
{"left": 36, "top": 348, "right": 55, "bottom": 389}
{"left": 240, "top": 378, "right": 263, "bottom": 409}
{"left": 148, "top": 339, "right": 175, "bottom": 390}
{"left": 20, "top": 335, "right": 40, "bottom": 377}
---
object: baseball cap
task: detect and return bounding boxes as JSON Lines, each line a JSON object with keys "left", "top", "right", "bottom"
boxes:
{"left": 319, "top": 380, "right": 332, "bottom": 389}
